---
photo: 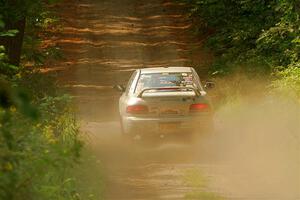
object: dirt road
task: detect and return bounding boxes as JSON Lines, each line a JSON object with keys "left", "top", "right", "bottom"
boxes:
{"left": 50, "top": 0, "right": 300, "bottom": 199}
{"left": 54, "top": 0, "right": 212, "bottom": 120}
{"left": 53, "top": 0, "right": 214, "bottom": 199}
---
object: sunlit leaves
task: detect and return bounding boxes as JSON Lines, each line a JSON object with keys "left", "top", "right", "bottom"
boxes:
{"left": 182, "top": 0, "right": 300, "bottom": 75}
{"left": 272, "top": 65, "right": 300, "bottom": 98}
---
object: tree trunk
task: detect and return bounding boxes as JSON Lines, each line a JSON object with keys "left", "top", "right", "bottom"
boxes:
{"left": 0, "top": 0, "right": 26, "bottom": 66}
{"left": 4, "top": 18, "right": 26, "bottom": 66}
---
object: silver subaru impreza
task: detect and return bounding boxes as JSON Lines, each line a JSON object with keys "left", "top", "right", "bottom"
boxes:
{"left": 115, "top": 67, "right": 214, "bottom": 139}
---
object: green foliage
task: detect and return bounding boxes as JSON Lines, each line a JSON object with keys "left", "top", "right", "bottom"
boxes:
{"left": 71, "top": 150, "right": 106, "bottom": 200}
{"left": 0, "top": 30, "right": 19, "bottom": 37}
{"left": 271, "top": 64, "right": 300, "bottom": 99}
{"left": 0, "top": 74, "right": 82, "bottom": 200}
{"left": 0, "top": 0, "right": 58, "bottom": 22}
{"left": 23, "top": 7, "right": 62, "bottom": 66}
{"left": 179, "top": 0, "right": 300, "bottom": 76}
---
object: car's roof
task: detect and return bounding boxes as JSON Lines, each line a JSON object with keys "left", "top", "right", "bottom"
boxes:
{"left": 140, "top": 67, "right": 192, "bottom": 74}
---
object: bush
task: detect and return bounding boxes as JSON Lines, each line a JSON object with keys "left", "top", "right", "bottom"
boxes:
{"left": 0, "top": 73, "right": 82, "bottom": 200}
{"left": 178, "top": 0, "right": 299, "bottom": 75}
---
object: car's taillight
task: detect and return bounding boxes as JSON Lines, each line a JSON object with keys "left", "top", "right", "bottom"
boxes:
{"left": 126, "top": 105, "right": 149, "bottom": 114}
{"left": 189, "top": 103, "right": 210, "bottom": 112}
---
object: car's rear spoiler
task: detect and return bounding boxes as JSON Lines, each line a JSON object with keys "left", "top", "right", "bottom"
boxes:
{"left": 137, "top": 86, "right": 200, "bottom": 98}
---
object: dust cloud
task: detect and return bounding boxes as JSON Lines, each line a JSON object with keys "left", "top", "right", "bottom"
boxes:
{"left": 75, "top": 75, "right": 300, "bottom": 200}
{"left": 201, "top": 75, "right": 300, "bottom": 199}
{"left": 54, "top": 0, "right": 300, "bottom": 198}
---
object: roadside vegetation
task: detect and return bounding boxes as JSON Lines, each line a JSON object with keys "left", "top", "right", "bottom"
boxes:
{"left": 177, "top": 0, "right": 300, "bottom": 97}
{"left": 0, "top": 1, "right": 83, "bottom": 199}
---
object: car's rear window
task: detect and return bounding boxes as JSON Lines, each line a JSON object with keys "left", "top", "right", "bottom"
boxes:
{"left": 135, "top": 72, "right": 196, "bottom": 93}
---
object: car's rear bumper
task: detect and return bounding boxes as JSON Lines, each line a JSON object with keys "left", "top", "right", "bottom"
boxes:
{"left": 121, "top": 114, "right": 213, "bottom": 136}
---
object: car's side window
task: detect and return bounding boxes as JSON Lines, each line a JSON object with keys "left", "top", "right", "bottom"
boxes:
{"left": 125, "top": 71, "right": 137, "bottom": 95}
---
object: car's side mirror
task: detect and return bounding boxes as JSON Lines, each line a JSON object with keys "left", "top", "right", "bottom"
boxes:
{"left": 204, "top": 81, "right": 215, "bottom": 90}
{"left": 114, "top": 85, "right": 126, "bottom": 92}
